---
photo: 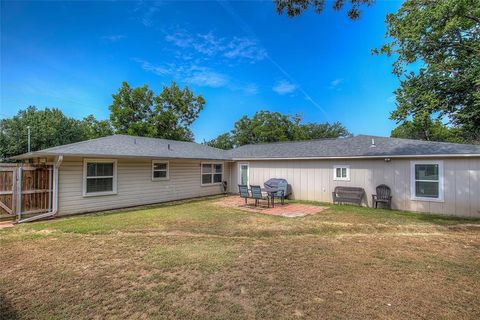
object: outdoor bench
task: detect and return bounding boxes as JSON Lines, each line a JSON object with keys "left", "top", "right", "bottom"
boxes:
{"left": 332, "top": 186, "right": 365, "bottom": 206}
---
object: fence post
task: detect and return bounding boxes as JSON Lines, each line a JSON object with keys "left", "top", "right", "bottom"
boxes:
{"left": 16, "top": 167, "right": 22, "bottom": 221}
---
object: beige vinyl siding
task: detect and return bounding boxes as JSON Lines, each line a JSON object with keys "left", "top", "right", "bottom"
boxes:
{"left": 230, "top": 158, "right": 480, "bottom": 217}
{"left": 57, "top": 157, "right": 230, "bottom": 216}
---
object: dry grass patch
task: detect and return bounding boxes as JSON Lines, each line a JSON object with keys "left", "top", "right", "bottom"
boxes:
{"left": 1, "top": 197, "right": 479, "bottom": 319}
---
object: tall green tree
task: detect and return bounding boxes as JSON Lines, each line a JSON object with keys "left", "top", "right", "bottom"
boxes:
{"left": 109, "top": 82, "right": 155, "bottom": 137}
{"left": 274, "top": 0, "right": 374, "bottom": 19}
{"left": 390, "top": 113, "right": 462, "bottom": 143}
{"left": 80, "top": 115, "right": 114, "bottom": 140}
{"left": 296, "top": 122, "right": 351, "bottom": 140}
{"left": 109, "top": 81, "right": 205, "bottom": 141}
{"left": 232, "top": 111, "right": 299, "bottom": 146}
{"left": 152, "top": 82, "right": 205, "bottom": 141}
{"left": 375, "top": 0, "right": 480, "bottom": 143}
{"left": 205, "top": 110, "right": 350, "bottom": 149}
{"left": 204, "top": 133, "right": 235, "bottom": 150}
{"left": 0, "top": 106, "right": 86, "bottom": 159}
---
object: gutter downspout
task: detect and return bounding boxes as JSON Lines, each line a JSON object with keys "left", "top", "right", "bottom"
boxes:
{"left": 18, "top": 155, "right": 63, "bottom": 223}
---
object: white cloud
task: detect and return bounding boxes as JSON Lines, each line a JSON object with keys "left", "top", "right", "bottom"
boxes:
{"left": 186, "top": 69, "right": 229, "bottom": 88}
{"left": 132, "top": 58, "right": 171, "bottom": 76}
{"left": 243, "top": 83, "right": 258, "bottom": 95}
{"left": 272, "top": 80, "right": 297, "bottom": 95}
{"left": 165, "top": 30, "right": 193, "bottom": 48}
{"left": 164, "top": 29, "right": 266, "bottom": 63}
{"left": 102, "top": 35, "right": 126, "bottom": 42}
{"left": 224, "top": 37, "right": 267, "bottom": 62}
{"left": 133, "top": 58, "right": 229, "bottom": 88}
{"left": 134, "top": 1, "right": 163, "bottom": 27}
{"left": 329, "top": 78, "right": 343, "bottom": 89}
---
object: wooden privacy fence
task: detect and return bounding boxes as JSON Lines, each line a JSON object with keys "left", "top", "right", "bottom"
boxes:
{"left": 0, "top": 164, "right": 53, "bottom": 218}
{"left": 0, "top": 167, "right": 16, "bottom": 215}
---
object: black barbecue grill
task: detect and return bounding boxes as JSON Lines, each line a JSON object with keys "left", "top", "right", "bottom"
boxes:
{"left": 264, "top": 178, "right": 291, "bottom": 206}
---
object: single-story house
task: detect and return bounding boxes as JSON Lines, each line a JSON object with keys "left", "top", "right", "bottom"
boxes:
{"left": 10, "top": 134, "right": 480, "bottom": 220}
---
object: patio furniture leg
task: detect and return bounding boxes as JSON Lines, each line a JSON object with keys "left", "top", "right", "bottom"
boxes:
{"left": 245, "top": 197, "right": 247, "bottom": 204}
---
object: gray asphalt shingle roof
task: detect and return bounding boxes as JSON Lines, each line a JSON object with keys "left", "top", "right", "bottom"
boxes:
{"left": 13, "top": 134, "right": 480, "bottom": 160}
{"left": 228, "top": 135, "right": 480, "bottom": 159}
{"left": 13, "top": 134, "right": 230, "bottom": 160}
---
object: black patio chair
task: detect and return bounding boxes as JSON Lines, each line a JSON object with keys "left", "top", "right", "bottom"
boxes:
{"left": 250, "top": 185, "right": 270, "bottom": 207}
{"left": 372, "top": 184, "right": 392, "bottom": 209}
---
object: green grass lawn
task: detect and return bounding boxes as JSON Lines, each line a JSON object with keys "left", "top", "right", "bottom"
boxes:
{"left": 1, "top": 196, "right": 479, "bottom": 319}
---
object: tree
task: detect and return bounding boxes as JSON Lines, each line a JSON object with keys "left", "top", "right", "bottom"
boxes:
{"left": 390, "top": 113, "right": 462, "bottom": 143}
{"left": 109, "top": 82, "right": 155, "bottom": 137}
{"left": 80, "top": 115, "right": 114, "bottom": 140}
{"left": 375, "top": 0, "right": 480, "bottom": 143}
{"left": 205, "top": 110, "right": 351, "bottom": 149}
{"left": 109, "top": 81, "right": 205, "bottom": 141}
{"left": 274, "top": 0, "right": 374, "bottom": 19}
{"left": 204, "top": 133, "right": 235, "bottom": 150}
{"left": 0, "top": 106, "right": 85, "bottom": 159}
{"left": 232, "top": 111, "right": 299, "bottom": 146}
{"left": 152, "top": 82, "right": 205, "bottom": 141}
{"left": 296, "top": 122, "right": 351, "bottom": 140}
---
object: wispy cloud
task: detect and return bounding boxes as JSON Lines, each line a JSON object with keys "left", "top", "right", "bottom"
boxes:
{"left": 272, "top": 80, "right": 297, "bottom": 95}
{"left": 186, "top": 68, "right": 229, "bottom": 88}
{"left": 133, "top": 58, "right": 258, "bottom": 93}
{"left": 101, "top": 34, "right": 126, "bottom": 42}
{"left": 164, "top": 29, "right": 266, "bottom": 63}
{"left": 224, "top": 37, "right": 267, "bottom": 62}
{"left": 132, "top": 58, "right": 171, "bottom": 76}
{"left": 134, "top": 1, "right": 163, "bottom": 27}
{"left": 133, "top": 58, "right": 229, "bottom": 88}
{"left": 329, "top": 78, "right": 343, "bottom": 89}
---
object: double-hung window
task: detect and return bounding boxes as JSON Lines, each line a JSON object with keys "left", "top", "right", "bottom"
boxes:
{"left": 411, "top": 160, "right": 444, "bottom": 201}
{"left": 152, "top": 160, "right": 169, "bottom": 181}
{"left": 333, "top": 165, "right": 350, "bottom": 181}
{"left": 201, "top": 163, "right": 223, "bottom": 185}
{"left": 83, "top": 159, "right": 117, "bottom": 196}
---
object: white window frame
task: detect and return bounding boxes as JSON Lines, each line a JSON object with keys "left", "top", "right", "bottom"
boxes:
{"left": 333, "top": 165, "right": 350, "bottom": 181}
{"left": 201, "top": 162, "right": 224, "bottom": 186}
{"left": 410, "top": 160, "right": 444, "bottom": 202}
{"left": 83, "top": 158, "right": 117, "bottom": 197}
{"left": 152, "top": 160, "right": 169, "bottom": 181}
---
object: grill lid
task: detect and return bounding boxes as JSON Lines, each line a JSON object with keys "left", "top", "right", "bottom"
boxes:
{"left": 264, "top": 178, "right": 290, "bottom": 195}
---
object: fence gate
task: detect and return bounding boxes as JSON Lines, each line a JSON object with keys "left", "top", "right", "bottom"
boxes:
{"left": 0, "top": 164, "right": 53, "bottom": 221}
{"left": 0, "top": 166, "right": 16, "bottom": 216}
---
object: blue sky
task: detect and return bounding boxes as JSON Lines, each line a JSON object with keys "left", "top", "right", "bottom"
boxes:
{"left": 1, "top": 0, "right": 402, "bottom": 142}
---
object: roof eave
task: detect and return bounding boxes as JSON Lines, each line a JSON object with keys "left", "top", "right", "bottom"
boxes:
{"left": 231, "top": 153, "right": 480, "bottom": 161}
{"left": 11, "top": 152, "right": 231, "bottom": 161}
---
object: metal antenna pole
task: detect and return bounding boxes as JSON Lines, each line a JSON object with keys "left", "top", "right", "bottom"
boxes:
{"left": 27, "top": 126, "right": 31, "bottom": 153}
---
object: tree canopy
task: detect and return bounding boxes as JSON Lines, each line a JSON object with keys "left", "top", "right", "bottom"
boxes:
{"left": 375, "top": 0, "right": 480, "bottom": 143}
{"left": 0, "top": 107, "right": 111, "bottom": 159}
{"left": 390, "top": 113, "right": 462, "bottom": 143}
{"left": 205, "top": 110, "right": 351, "bottom": 149}
{"left": 274, "top": 0, "right": 374, "bottom": 19}
{"left": 109, "top": 81, "right": 205, "bottom": 141}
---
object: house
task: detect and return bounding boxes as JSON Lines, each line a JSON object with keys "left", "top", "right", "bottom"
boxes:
{"left": 9, "top": 134, "right": 480, "bottom": 220}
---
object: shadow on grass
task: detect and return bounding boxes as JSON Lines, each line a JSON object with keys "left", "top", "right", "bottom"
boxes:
{"left": 0, "top": 291, "right": 19, "bottom": 320}
{"left": 289, "top": 199, "right": 480, "bottom": 226}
